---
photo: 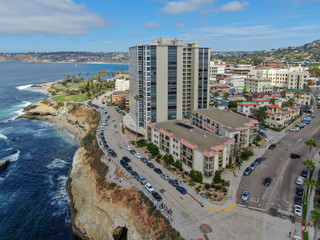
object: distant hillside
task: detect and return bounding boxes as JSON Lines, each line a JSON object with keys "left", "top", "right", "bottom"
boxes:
{"left": 212, "top": 40, "right": 320, "bottom": 65}
{"left": 0, "top": 52, "right": 129, "bottom": 64}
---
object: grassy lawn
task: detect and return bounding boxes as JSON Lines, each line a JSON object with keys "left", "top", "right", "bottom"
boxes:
{"left": 67, "top": 82, "right": 88, "bottom": 88}
{"left": 53, "top": 93, "right": 89, "bottom": 102}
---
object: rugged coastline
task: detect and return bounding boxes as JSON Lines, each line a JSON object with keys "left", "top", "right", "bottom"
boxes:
{"left": 20, "top": 82, "right": 182, "bottom": 240}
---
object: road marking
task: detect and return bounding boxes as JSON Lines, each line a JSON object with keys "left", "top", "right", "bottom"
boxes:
{"left": 206, "top": 204, "right": 236, "bottom": 212}
{"left": 164, "top": 188, "right": 212, "bottom": 234}
{"left": 265, "top": 157, "right": 290, "bottom": 211}
{"left": 311, "top": 124, "right": 320, "bottom": 137}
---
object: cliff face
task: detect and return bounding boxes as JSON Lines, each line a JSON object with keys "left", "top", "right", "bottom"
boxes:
{"left": 22, "top": 100, "right": 181, "bottom": 240}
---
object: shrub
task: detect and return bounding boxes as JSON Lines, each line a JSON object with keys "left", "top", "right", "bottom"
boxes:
{"left": 190, "top": 170, "right": 203, "bottom": 183}
{"left": 173, "top": 160, "right": 182, "bottom": 169}
{"left": 163, "top": 154, "right": 174, "bottom": 165}
{"left": 81, "top": 133, "right": 95, "bottom": 147}
{"left": 205, "top": 183, "right": 211, "bottom": 190}
{"left": 146, "top": 143, "right": 159, "bottom": 157}
{"left": 54, "top": 102, "right": 64, "bottom": 110}
{"left": 215, "top": 185, "right": 223, "bottom": 191}
{"left": 213, "top": 171, "right": 222, "bottom": 184}
{"left": 41, "top": 99, "right": 50, "bottom": 105}
{"left": 240, "top": 148, "right": 254, "bottom": 160}
{"left": 223, "top": 187, "right": 227, "bottom": 193}
{"left": 122, "top": 125, "right": 125, "bottom": 134}
{"left": 136, "top": 139, "right": 146, "bottom": 148}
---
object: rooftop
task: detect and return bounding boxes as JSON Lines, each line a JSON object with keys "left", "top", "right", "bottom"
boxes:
{"left": 194, "top": 109, "right": 256, "bottom": 129}
{"left": 151, "top": 120, "right": 232, "bottom": 152}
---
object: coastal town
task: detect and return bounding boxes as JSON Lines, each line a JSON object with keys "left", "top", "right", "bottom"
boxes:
{"left": 15, "top": 37, "right": 320, "bottom": 240}
{"left": 2, "top": 1, "right": 320, "bottom": 240}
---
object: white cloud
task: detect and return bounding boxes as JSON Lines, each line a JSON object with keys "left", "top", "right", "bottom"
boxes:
{"left": 176, "top": 22, "right": 187, "bottom": 27}
{"left": 220, "top": 1, "right": 249, "bottom": 12}
{"left": 0, "top": 0, "right": 111, "bottom": 36}
{"left": 145, "top": 22, "right": 160, "bottom": 29}
{"left": 161, "top": 0, "right": 213, "bottom": 14}
{"left": 180, "top": 24, "right": 320, "bottom": 42}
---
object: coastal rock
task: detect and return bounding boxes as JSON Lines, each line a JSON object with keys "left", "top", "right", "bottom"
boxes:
{"left": 0, "top": 160, "right": 9, "bottom": 171}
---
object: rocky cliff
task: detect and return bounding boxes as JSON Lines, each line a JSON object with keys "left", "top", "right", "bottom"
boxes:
{"left": 22, "top": 100, "right": 182, "bottom": 240}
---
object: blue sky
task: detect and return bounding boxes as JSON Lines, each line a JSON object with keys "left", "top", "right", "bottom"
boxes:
{"left": 0, "top": 0, "right": 320, "bottom": 52}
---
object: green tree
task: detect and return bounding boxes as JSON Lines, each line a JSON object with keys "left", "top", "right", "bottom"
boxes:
{"left": 173, "top": 160, "right": 182, "bottom": 169}
{"left": 190, "top": 170, "right": 203, "bottom": 183}
{"left": 253, "top": 106, "right": 267, "bottom": 133}
{"left": 305, "top": 139, "right": 318, "bottom": 159}
{"left": 163, "top": 154, "right": 174, "bottom": 165}
{"left": 305, "top": 178, "right": 318, "bottom": 204}
{"left": 312, "top": 208, "right": 320, "bottom": 240}
{"left": 303, "top": 160, "right": 316, "bottom": 179}
{"left": 61, "top": 81, "right": 67, "bottom": 87}
{"left": 213, "top": 171, "right": 222, "bottom": 184}
{"left": 146, "top": 143, "right": 159, "bottom": 157}
{"left": 213, "top": 92, "right": 220, "bottom": 97}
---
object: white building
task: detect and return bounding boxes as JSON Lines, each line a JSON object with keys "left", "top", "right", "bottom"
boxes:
{"left": 224, "top": 75, "right": 246, "bottom": 87}
{"left": 210, "top": 61, "right": 225, "bottom": 81}
{"left": 115, "top": 79, "right": 130, "bottom": 91}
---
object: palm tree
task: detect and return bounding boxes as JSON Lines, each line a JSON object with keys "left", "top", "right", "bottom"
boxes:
{"left": 303, "top": 160, "right": 316, "bottom": 179}
{"left": 305, "top": 139, "right": 318, "bottom": 159}
{"left": 134, "top": 95, "right": 140, "bottom": 140}
{"left": 305, "top": 178, "right": 318, "bottom": 202}
{"left": 253, "top": 106, "right": 267, "bottom": 133}
{"left": 312, "top": 208, "right": 320, "bottom": 240}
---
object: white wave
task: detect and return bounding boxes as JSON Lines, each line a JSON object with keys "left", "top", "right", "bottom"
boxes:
{"left": 16, "top": 84, "right": 46, "bottom": 93}
{"left": 46, "top": 158, "right": 68, "bottom": 169}
{"left": 0, "top": 133, "right": 8, "bottom": 140}
{"left": 49, "top": 174, "right": 70, "bottom": 218}
{"left": 16, "top": 84, "right": 33, "bottom": 90}
{"left": 6, "top": 150, "right": 20, "bottom": 162}
{"left": 17, "top": 101, "right": 31, "bottom": 108}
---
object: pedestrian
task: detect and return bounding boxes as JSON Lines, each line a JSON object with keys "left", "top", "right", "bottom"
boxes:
{"left": 289, "top": 231, "right": 292, "bottom": 238}
{"left": 294, "top": 229, "right": 297, "bottom": 234}
{"left": 236, "top": 174, "right": 238, "bottom": 177}
{"left": 109, "top": 174, "right": 111, "bottom": 178}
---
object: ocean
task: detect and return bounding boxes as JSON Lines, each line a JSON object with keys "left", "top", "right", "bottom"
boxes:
{"left": 0, "top": 62, "right": 129, "bottom": 240}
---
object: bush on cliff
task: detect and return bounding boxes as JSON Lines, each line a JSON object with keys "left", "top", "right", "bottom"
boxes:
{"left": 81, "top": 133, "right": 95, "bottom": 147}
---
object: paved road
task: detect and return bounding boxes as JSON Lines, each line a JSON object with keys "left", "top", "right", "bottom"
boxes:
{"left": 90, "top": 98, "right": 303, "bottom": 240}
{"left": 238, "top": 110, "right": 320, "bottom": 220}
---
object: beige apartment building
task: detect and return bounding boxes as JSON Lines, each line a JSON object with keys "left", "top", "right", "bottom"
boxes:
{"left": 246, "top": 67, "right": 309, "bottom": 92}
{"left": 192, "top": 109, "right": 259, "bottom": 148}
{"left": 147, "top": 120, "right": 234, "bottom": 182}
{"left": 286, "top": 89, "right": 312, "bottom": 105}
{"left": 245, "top": 78, "right": 273, "bottom": 93}
{"left": 126, "top": 38, "right": 210, "bottom": 134}
{"left": 265, "top": 102, "right": 301, "bottom": 128}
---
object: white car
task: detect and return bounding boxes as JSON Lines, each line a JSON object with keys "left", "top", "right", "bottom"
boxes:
{"left": 292, "top": 236, "right": 302, "bottom": 240}
{"left": 294, "top": 205, "right": 302, "bottom": 217}
{"left": 145, "top": 183, "right": 154, "bottom": 192}
{"left": 161, "top": 173, "right": 170, "bottom": 180}
{"left": 134, "top": 153, "right": 141, "bottom": 159}
{"left": 296, "top": 176, "right": 305, "bottom": 186}
{"left": 126, "top": 145, "right": 132, "bottom": 151}
{"left": 290, "top": 127, "right": 300, "bottom": 132}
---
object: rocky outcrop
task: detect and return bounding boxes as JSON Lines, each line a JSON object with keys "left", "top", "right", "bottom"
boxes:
{"left": 0, "top": 160, "right": 9, "bottom": 171}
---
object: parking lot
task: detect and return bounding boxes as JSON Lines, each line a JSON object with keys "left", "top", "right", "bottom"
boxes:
{"left": 238, "top": 110, "right": 320, "bottom": 219}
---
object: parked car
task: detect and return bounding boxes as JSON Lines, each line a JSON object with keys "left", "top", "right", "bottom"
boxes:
{"left": 263, "top": 177, "right": 272, "bottom": 186}
{"left": 138, "top": 176, "right": 147, "bottom": 185}
{"left": 107, "top": 148, "right": 113, "bottom": 153}
{"left": 296, "top": 176, "right": 305, "bottom": 186}
{"left": 169, "top": 179, "right": 179, "bottom": 187}
{"left": 254, "top": 158, "right": 262, "bottom": 165}
{"left": 161, "top": 173, "right": 170, "bottom": 180}
{"left": 176, "top": 186, "right": 187, "bottom": 194}
{"left": 241, "top": 189, "right": 250, "bottom": 201}
{"left": 154, "top": 168, "right": 162, "bottom": 174}
{"left": 140, "top": 157, "right": 148, "bottom": 163}
{"left": 110, "top": 151, "right": 117, "bottom": 158}
{"left": 290, "top": 127, "right": 300, "bottom": 132}
{"left": 292, "top": 236, "right": 302, "bottom": 240}
{"left": 145, "top": 183, "right": 154, "bottom": 192}
{"left": 243, "top": 167, "right": 253, "bottom": 176}
{"left": 249, "top": 163, "right": 256, "bottom": 170}
{"left": 301, "top": 169, "right": 308, "bottom": 178}
{"left": 269, "top": 144, "right": 276, "bottom": 149}
{"left": 294, "top": 196, "right": 302, "bottom": 206}
{"left": 134, "top": 153, "right": 141, "bottom": 159}
{"left": 310, "top": 114, "right": 316, "bottom": 118}
{"left": 297, "top": 123, "right": 306, "bottom": 128}
{"left": 120, "top": 159, "right": 128, "bottom": 167}
{"left": 129, "top": 149, "right": 136, "bottom": 155}
{"left": 126, "top": 145, "right": 132, "bottom": 151}
{"left": 296, "top": 187, "right": 304, "bottom": 196}
{"left": 302, "top": 120, "right": 310, "bottom": 124}
{"left": 122, "top": 156, "right": 131, "bottom": 163}
{"left": 147, "top": 162, "right": 155, "bottom": 168}
{"left": 290, "top": 153, "right": 301, "bottom": 159}
{"left": 152, "top": 191, "right": 162, "bottom": 201}
{"left": 294, "top": 205, "right": 302, "bottom": 217}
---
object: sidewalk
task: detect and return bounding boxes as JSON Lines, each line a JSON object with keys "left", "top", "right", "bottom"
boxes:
{"left": 306, "top": 150, "right": 320, "bottom": 240}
